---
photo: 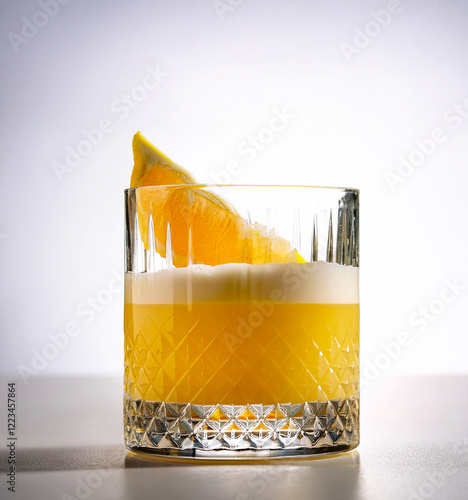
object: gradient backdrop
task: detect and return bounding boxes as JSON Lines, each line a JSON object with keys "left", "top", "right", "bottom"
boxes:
{"left": 1, "top": 0, "right": 467, "bottom": 385}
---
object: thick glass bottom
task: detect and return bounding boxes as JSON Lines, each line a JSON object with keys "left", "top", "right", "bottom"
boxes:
{"left": 124, "top": 396, "right": 359, "bottom": 459}
{"left": 126, "top": 444, "right": 357, "bottom": 460}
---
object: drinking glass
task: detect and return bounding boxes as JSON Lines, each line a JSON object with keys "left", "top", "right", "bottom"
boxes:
{"left": 124, "top": 185, "right": 359, "bottom": 459}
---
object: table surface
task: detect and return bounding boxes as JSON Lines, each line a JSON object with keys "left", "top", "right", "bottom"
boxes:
{"left": 1, "top": 375, "right": 467, "bottom": 500}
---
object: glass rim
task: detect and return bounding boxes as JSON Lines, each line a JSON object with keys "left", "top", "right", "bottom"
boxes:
{"left": 125, "top": 184, "right": 360, "bottom": 194}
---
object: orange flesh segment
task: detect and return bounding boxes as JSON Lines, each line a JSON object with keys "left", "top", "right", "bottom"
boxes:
{"left": 130, "top": 132, "right": 302, "bottom": 266}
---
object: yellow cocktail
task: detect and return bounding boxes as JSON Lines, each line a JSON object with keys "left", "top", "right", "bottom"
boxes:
{"left": 124, "top": 263, "right": 359, "bottom": 406}
{"left": 123, "top": 133, "right": 360, "bottom": 457}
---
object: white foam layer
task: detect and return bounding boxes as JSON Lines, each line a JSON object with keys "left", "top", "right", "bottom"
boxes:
{"left": 125, "top": 261, "right": 359, "bottom": 304}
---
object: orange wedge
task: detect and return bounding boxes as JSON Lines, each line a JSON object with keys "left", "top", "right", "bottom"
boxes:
{"left": 130, "top": 132, "right": 304, "bottom": 266}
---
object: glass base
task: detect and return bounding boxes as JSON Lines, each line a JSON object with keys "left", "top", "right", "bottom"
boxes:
{"left": 124, "top": 396, "right": 359, "bottom": 459}
{"left": 126, "top": 444, "right": 357, "bottom": 460}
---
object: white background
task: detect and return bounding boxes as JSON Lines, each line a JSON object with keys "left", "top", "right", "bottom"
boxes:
{"left": 1, "top": 0, "right": 467, "bottom": 382}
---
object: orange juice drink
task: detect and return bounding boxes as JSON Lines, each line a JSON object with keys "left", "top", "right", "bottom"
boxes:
{"left": 124, "top": 133, "right": 359, "bottom": 457}
{"left": 124, "top": 260, "right": 359, "bottom": 456}
{"left": 124, "top": 262, "right": 358, "bottom": 405}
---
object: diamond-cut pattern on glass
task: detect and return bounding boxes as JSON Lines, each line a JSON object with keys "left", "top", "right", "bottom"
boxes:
{"left": 124, "top": 397, "right": 359, "bottom": 451}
